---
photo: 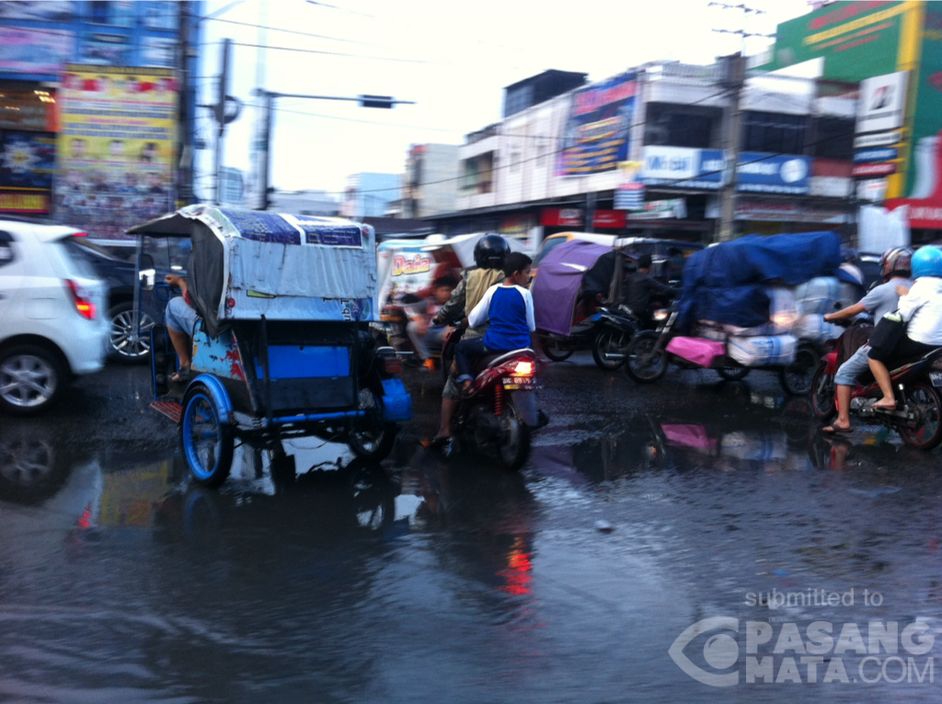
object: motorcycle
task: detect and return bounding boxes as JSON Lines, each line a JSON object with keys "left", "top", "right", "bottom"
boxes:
{"left": 539, "top": 304, "right": 640, "bottom": 370}
{"left": 624, "top": 306, "right": 821, "bottom": 395}
{"left": 450, "top": 347, "right": 540, "bottom": 471}
{"left": 809, "top": 324, "right": 942, "bottom": 450}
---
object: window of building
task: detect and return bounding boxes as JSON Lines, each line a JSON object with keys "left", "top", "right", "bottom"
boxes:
{"left": 643, "top": 103, "right": 722, "bottom": 148}
{"left": 811, "top": 116, "right": 854, "bottom": 160}
{"left": 742, "top": 111, "right": 808, "bottom": 155}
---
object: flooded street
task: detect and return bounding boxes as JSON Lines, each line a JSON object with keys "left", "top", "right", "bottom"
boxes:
{"left": 2, "top": 362, "right": 941, "bottom": 703}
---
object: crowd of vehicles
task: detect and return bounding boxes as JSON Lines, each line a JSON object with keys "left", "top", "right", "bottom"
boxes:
{"left": 5, "top": 209, "right": 942, "bottom": 484}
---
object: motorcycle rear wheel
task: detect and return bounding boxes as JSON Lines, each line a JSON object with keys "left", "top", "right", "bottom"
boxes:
{"left": 496, "top": 400, "right": 531, "bottom": 471}
{"left": 779, "top": 344, "right": 819, "bottom": 396}
{"left": 899, "top": 382, "right": 942, "bottom": 450}
{"left": 624, "top": 331, "right": 668, "bottom": 383}
{"left": 717, "top": 366, "right": 750, "bottom": 381}
{"left": 592, "top": 329, "right": 630, "bottom": 370}
{"left": 540, "top": 334, "right": 573, "bottom": 362}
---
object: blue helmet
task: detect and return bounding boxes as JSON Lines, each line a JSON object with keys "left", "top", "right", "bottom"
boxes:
{"left": 912, "top": 245, "right": 942, "bottom": 279}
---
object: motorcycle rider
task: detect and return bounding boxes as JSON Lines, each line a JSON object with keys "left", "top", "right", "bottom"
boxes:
{"left": 867, "top": 245, "right": 942, "bottom": 411}
{"left": 456, "top": 252, "right": 536, "bottom": 392}
{"left": 625, "top": 254, "right": 676, "bottom": 327}
{"left": 821, "top": 247, "right": 912, "bottom": 434}
{"left": 430, "top": 234, "right": 509, "bottom": 445}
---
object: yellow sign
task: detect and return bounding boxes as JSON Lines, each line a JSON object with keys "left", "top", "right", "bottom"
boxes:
{"left": 56, "top": 64, "right": 177, "bottom": 239}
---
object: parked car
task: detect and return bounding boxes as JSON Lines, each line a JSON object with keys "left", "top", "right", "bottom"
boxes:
{"left": 65, "top": 237, "right": 153, "bottom": 362}
{"left": 0, "top": 219, "right": 108, "bottom": 414}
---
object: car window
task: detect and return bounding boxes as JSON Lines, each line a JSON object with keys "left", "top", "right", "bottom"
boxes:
{"left": 54, "top": 238, "right": 99, "bottom": 279}
{"left": 0, "top": 231, "right": 14, "bottom": 268}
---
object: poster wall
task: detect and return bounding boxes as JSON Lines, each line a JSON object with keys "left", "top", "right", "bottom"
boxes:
{"left": 56, "top": 64, "right": 177, "bottom": 239}
{"left": 558, "top": 73, "right": 637, "bottom": 176}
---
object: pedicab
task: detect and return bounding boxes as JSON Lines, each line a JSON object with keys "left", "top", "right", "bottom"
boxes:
{"left": 130, "top": 205, "right": 412, "bottom": 487}
{"left": 531, "top": 239, "right": 641, "bottom": 370}
{"left": 624, "top": 231, "right": 844, "bottom": 395}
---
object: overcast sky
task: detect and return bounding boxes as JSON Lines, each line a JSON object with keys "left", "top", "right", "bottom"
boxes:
{"left": 196, "top": 0, "right": 814, "bottom": 201}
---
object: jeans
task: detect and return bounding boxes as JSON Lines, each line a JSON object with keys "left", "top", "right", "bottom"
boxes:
{"left": 834, "top": 344, "right": 872, "bottom": 386}
{"left": 165, "top": 296, "right": 198, "bottom": 335}
{"left": 455, "top": 337, "right": 487, "bottom": 382}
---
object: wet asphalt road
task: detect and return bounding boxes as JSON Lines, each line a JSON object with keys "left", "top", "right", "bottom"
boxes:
{"left": 2, "top": 359, "right": 942, "bottom": 703}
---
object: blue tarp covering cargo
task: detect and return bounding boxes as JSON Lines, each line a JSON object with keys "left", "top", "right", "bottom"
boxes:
{"left": 677, "top": 231, "right": 842, "bottom": 332}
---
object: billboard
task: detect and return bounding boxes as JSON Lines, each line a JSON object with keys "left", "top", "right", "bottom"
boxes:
{"left": 737, "top": 153, "right": 810, "bottom": 195}
{"left": 558, "top": 73, "right": 637, "bottom": 176}
{"left": 56, "top": 64, "right": 177, "bottom": 239}
{"left": 642, "top": 147, "right": 724, "bottom": 190}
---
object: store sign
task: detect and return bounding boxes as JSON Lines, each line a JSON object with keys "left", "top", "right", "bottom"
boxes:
{"left": 854, "top": 131, "right": 900, "bottom": 149}
{"left": 854, "top": 147, "right": 898, "bottom": 163}
{"left": 614, "top": 182, "right": 645, "bottom": 210}
{"left": 857, "top": 71, "right": 908, "bottom": 134}
{"left": 0, "top": 130, "right": 54, "bottom": 214}
{"left": 0, "top": 27, "right": 74, "bottom": 75}
{"left": 858, "top": 178, "right": 888, "bottom": 203}
{"left": 737, "top": 152, "right": 810, "bottom": 194}
{"left": 642, "top": 147, "right": 724, "bottom": 189}
{"left": 630, "top": 198, "right": 687, "bottom": 220}
{"left": 810, "top": 158, "right": 852, "bottom": 198}
{"left": 540, "top": 208, "right": 583, "bottom": 227}
{"left": 851, "top": 162, "right": 896, "bottom": 178}
{"left": 592, "top": 210, "right": 627, "bottom": 229}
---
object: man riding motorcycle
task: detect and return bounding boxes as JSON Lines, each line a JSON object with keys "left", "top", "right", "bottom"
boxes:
{"left": 430, "top": 234, "right": 509, "bottom": 445}
{"left": 624, "top": 253, "right": 677, "bottom": 328}
{"left": 821, "top": 247, "right": 913, "bottom": 434}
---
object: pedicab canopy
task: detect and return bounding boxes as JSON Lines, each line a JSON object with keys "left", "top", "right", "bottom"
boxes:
{"left": 531, "top": 239, "right": 615, "bottom": 336}
{"left": 128, "top": 205, "right": 376, "bottom": 336}
{"left": 676, "top": 231, "right": 842, "bottom": 333}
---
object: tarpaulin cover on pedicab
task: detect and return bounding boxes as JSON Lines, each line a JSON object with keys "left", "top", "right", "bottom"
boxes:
{"left": 129, "top": 205, "right": 377, "bottom": 337}
{"left": 531, "top": 239, "right": 614, "bottom": 336}
{"left": 676, "top": 231, "right": 842, "bottom": 332}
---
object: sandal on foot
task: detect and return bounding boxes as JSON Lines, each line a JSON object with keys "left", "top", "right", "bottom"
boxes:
{"left": 169, "top": 367, "right": 190, "bottom": 383}
{"left": 821, "top": 424, "right": 852, "bottom": 435}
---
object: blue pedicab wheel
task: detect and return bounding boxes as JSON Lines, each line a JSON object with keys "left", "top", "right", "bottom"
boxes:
{"left": 347, "top": 388, "right": 398, "bottom": 461}
{"left": 180, "top": 385, "right": 234, "bottom": 487}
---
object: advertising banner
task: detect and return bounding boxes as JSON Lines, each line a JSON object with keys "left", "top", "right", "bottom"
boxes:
{"left": 56, "top": 64, "right": 177, "bottom": 240}
{"left": 558, "top": 73, "right": 637, "bottom": 176}
{"left": 0, "top": 1, "right": 75, "bottom": 22}
{"left": 857, "top": 71, "right": 908, "bottom": 134}
{"left": 0, "top": 27, "right": 74, "bottom": 75}
{"left": 854, "top": 147, "right": 898, "bottom": 163}
{"left": 0, "top": 130, "right": 55, "bottom": 213}
{"left": 737, "top": 152, "right": 810, "bottom": 195}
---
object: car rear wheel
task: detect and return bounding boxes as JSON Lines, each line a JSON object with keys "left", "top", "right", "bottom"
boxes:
{"left": 109, "top": 301, "right": 154, "bottom": 363}
{"left": 0, "top": 344, "right": 65, "bottom": 416}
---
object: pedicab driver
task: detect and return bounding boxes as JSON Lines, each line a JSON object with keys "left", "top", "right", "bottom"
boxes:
{"left": 164, "top": 273, "right": 199, "bottom": 383}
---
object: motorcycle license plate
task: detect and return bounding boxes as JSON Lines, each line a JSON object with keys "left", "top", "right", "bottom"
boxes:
{"left": 502, "top": 376, "right": 537, "bottom": 390}
{"left": 930, "top": 372, "right": 942, "bottom": 388}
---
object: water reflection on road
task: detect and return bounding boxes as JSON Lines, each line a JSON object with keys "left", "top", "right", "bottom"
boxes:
{"left": 2, "top": 390, "right": 941, "bottom": 702}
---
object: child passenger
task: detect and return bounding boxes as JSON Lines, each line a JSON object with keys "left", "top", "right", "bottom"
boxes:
{"left": 455, "top": 252, "right": 535, "bottom": 392}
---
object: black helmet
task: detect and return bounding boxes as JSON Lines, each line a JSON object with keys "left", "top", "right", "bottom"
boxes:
{"left": 473, "top": 234, "right": 510, "bottom": 269}
{"left": 880, "top": 246, "right": 913, "bottom": 279}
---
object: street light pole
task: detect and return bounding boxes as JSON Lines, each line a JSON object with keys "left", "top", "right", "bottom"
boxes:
{"left": 254, "top": 90, "right": 414, "bottom": 211}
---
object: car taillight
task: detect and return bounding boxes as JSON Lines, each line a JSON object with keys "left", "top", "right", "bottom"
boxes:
{"left": 513, "top": 360, "right": 534, "bottom": 376}
{"left": 65, "top": 279, "right": 96, "bottom": 320}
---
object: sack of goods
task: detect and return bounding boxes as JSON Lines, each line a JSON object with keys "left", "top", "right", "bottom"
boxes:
{"left": 696, "top": 287, "right": 798, "bottom": 339}
{"left": 727, "top": 334, "right": 797, "bottom": 367}
{"left": 794, "top": 276, "right": 860, "bottom": 316}
{"left": 793, "top": 313, "right": 843, "bottom": 343}
{"left": 666, "top": 336, "right": 726, "bottom": 367}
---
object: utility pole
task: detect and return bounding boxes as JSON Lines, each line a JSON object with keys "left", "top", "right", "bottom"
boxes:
{"left": 709, "top": 1, "right": 774, "bottom": 241}
{"left": 213, "top": 39, "right": 231, "bottom": 205}
{"left": 717, "top": 51, "right": 745, "bottom": 242}
{"left": 176, "top": 1, "right": 193, "bottom": 205}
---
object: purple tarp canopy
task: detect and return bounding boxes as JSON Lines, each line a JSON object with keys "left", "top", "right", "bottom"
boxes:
{"left": 532, "top": 239, "right": 612, "bottom": 336}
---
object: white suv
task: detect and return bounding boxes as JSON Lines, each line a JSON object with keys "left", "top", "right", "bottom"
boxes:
{"left": 0, "top": 219, "right": 108, "bottom": 415}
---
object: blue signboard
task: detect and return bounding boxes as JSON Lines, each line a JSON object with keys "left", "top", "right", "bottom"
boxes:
{"left": 854, "top": 147, "right": 898, "bottom": 163}
{"left": 736, "top": 152, "right": 810, "bottom": 195}
{"left": 558, "top": 73, "right": 637, "bottom": 176}
{"left": 221, "top": 209, "right": 301, "bottom": 245}
{"left": 642, "top": 147, "right": 724, "bottom": 189}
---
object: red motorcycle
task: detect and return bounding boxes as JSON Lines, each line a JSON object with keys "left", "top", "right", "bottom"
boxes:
{"left": 451, "top": 347, "right": 540, "bottom": 470}
{"left": 810, "top": 328, "right": 942, "bottom": 449}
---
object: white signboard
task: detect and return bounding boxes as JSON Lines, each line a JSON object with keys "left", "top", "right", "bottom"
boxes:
{"left": 857, "top": 71, "right": 907, "bottom": 134}
{"left": 642, "top": 146, "right": 698, "bottom": 181}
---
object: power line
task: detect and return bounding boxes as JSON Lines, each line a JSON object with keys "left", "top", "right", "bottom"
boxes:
{"left": 228, "top": 40, "right": 428, "bottom": 64}
{"left": 201, "top": 15, "right": 376, "bottom": 46}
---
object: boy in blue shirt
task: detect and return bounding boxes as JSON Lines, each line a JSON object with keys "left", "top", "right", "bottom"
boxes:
{"left": 455, "top": 252, "right": 536, "bottom": 392}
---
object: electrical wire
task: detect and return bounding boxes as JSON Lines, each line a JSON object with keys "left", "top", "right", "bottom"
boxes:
{"left": 228, "top": 40, "right": 428, "bottom": 63}
{"left": 200, "top": 15, "right": 378, "bottom": 46}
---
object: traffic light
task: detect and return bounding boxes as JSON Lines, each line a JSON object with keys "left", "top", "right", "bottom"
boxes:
{"left": 359, "top": 94, "right": 394, "bottom": 109}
